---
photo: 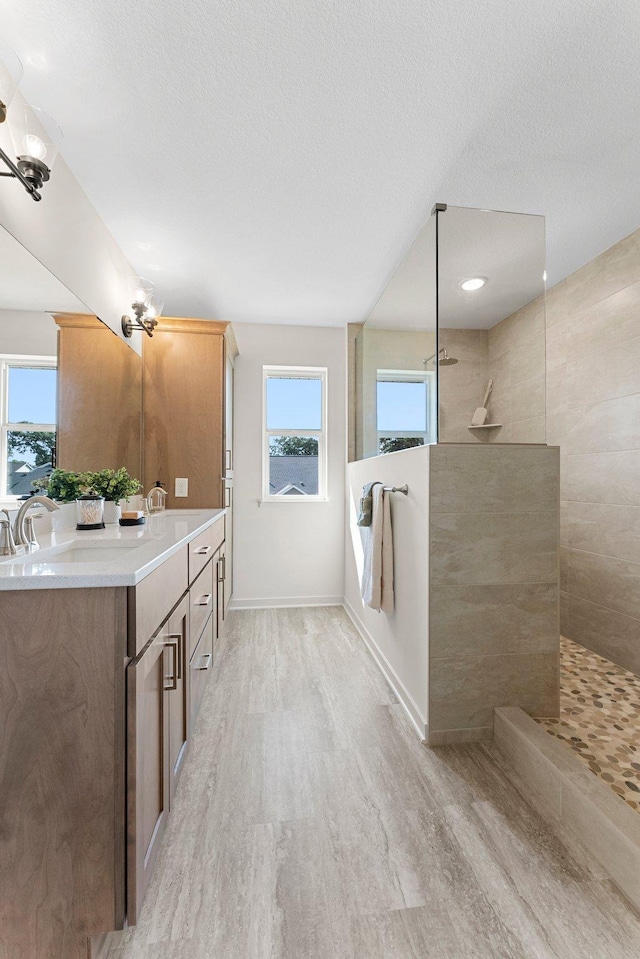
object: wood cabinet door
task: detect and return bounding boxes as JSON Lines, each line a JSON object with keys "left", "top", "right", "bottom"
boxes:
{"left": 166, "top": 596, "right": 189, "bottom": 803}
{"left": 127, "top": 637, "right": 171, "bottom": 924}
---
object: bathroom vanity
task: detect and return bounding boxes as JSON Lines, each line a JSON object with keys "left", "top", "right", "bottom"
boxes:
{"left": 0, "top": 509, "right": 226, "bottom": 958}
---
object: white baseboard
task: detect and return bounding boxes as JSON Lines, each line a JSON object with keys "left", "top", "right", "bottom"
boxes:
{"left": 230, "top": 595, "right": 343, "bottom": 610}
{"left": 342, "top": 598, "right": 428, "bottom": 742}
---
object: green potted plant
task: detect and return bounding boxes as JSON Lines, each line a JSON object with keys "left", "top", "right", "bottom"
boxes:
{"left": 35, "top": 468, "right": 92, "bottom": 503}
{"left": 87, "top": 467, "right": 142, "bottom": 524}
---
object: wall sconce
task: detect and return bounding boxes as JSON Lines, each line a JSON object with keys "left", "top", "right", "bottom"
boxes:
{"left": 121, "top": 277, "right": 165, "bottom": 338}
{"left": 0, "top": 39, "right": 63, "bottom": 201}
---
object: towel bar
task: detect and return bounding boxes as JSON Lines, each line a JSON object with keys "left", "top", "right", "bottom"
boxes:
{"left": 382, "top": 484, "right": 408, "bottom": 495}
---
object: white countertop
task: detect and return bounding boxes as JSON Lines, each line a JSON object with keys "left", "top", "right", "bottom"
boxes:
{"left": 0, "top": 509, "right": 225, "bottom": 590}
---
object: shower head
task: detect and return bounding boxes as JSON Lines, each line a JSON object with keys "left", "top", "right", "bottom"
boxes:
{"left": 424, "top": 348, "right": 459, "bottom": 367}
{"left": 439, "top": 350, "right": 458, "bottom": 366}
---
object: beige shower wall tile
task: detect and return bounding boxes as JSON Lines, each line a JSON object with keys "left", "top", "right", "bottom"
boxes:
{"left": 547, "top": 229, "right": 640, "bottom": 324}
{"left": 439, "top": 327, "right": 488, "bottom": 360}
{"left": 509, "top": 294, "right": 545, "bottom": 346}
{"left": 564, "top": 450, "right": 640, "bottom": 506}
{"left": 545, "top": 411, "right": 570, "bottom": 448}
{"left": 567, "top": 334, "right": 640, "bottom": 410}
{"left": 430, "top": 511, "right": 558, "bottom": 586}
{"left": 488, "top": 313, "right": 512, "bottom": 360}
{"left": 429, "top": 652, "right": 558, "bottom": 731}
{"left": 546, "top": 364, "right": 568, "bottom": 415}
{"left": 430, "top": 445, "right": 559, "bottom": 513}
{"left": 564, "top": 279, "right": 640, "bottom": 363}
{"left": 564, "top": 393, "right": 640, "bottom": 454}
{"left": 559, "top": 546, "right": 569, "bottom": 591}
{"left": 564, "top": 502, "right": 640, "bottom": 565}
{"left": 430, "top": 583, "right": 558, "bottom": 658}
{"left": 546, "top": 323, "right": 567, "bottom": 366}
{"left": 562, "top": 593, "right": 640, "bottom": 675}
{"left": 565, "top": 547, "right": 640, "bottom": 621}
{"left": 511, "top": 374, "right": 545, "bottom": 423}
{"left": 510, "top": 415, "right": 546, "bottom": 443}
{"left": 510, "top": 331, "right": 545, "bottom": 384}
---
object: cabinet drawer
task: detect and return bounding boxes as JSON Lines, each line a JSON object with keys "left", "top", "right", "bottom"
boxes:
{"left": 189, "top": 560, "right": 215, "bottom": 660}
{"left": 188, "top": 517, "right": 224, "bottom": 584}
{"left": 128, "top": 546, "right": 188, "bottom": 657}
{"left": 189, "top": 613, "right": 213, "bottom": 730}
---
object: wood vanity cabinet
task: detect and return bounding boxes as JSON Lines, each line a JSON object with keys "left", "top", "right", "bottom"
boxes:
{"left": 126, "top": 517, "right": 225, "bottom": 925}
{"left": 127, "top": 593, "right": 189, "bottom": 922}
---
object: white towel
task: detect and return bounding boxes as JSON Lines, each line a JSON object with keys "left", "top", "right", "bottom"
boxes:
{"left": 361, "top": 484, "right": 394, "bottom": 613}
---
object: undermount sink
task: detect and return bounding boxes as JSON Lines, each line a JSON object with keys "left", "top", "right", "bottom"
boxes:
{"left": 42, "top": 545, "right": 144, "bottom": 564}
{"left": 0, "top": 540, "right": 147, "bottom": 566}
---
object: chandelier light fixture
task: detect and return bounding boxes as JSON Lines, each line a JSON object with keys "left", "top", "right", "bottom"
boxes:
{"left": 121, "top": 277, "right": 165, "bottom": 338}
{"left": 0, "top": 38, "right": 63, "bottom": 201}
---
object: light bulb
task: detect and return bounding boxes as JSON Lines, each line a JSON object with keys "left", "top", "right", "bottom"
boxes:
{"left": 23, "top": 133, "right": 47, "bottom": 161}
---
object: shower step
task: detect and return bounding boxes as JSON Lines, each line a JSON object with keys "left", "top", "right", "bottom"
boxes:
{"left": 494, "top": 706, "right": 640, "bottom": 911}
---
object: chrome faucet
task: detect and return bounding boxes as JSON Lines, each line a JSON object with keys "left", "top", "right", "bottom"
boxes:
{"left": 13, "top": 496, "right": 60, "bottom": 549}
{"left": 0, "top": 509, "right": 16, "bottom": 555}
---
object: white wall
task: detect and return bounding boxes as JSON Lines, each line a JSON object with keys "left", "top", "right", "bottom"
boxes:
{"left": 344, "top": 445, "right": 430, "bottom": 737}
{"left": 0, "top": 310, "right": 57, "bottom": 355}
{"left": 231, "top": 323, "right": 346, "bottom": 607}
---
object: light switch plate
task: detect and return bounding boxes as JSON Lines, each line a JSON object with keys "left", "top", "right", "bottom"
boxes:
{"left": 175, "top": 477, "right": 188, "bottom": 497}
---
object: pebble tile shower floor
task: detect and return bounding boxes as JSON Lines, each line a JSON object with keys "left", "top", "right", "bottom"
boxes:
{"left": 537, "top": 637, "right": 640, "bottom": 812}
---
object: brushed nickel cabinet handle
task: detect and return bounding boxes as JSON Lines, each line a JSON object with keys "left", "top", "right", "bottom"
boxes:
{"left": 225, "top": 487, "right": 231, "bottom": 508}
{"left": 226, "top": 449, "right": 232, "bottom": 471}
{"left": 195, "top": 545, "right": 211, "bottom": 555}
{"left": 195, "top": 593, "right": 212, "bottom": 607}
{"left": 163, "top": 640, "right": 178, "bottom": 690}
{"left": 167, "top": 632, "right": 183, "bottom": 680}
{"left": 196, "top": 653, "right": 212, "bottom": 671}
{"left": 217, "top": 557, "right": 225, "bottom": 583}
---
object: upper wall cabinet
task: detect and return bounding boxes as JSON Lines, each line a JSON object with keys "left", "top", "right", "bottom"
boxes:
{"left": 54, "top": 314, "right": 142, "bottom": 479}
{"left": 143, "top": 318, "right": 236, "bottom": 510}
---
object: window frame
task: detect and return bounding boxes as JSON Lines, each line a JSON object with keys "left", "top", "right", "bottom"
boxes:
{"left": 262, "top": 365, "right": 328, "bottom": 503}
{"left": 376, "top": 369, "right": 436, "bottom": 453}
{"left": 0, "top": 354, "right": 57, "bottom": 500}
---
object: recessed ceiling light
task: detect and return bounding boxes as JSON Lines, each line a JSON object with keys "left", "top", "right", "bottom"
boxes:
{"left": 460, "top": 276, "right": 487, "bottom": 291}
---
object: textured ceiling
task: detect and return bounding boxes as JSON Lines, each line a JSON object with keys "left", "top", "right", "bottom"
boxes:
{"left": 1, "top": 1, "right": 639, "bottom": 326}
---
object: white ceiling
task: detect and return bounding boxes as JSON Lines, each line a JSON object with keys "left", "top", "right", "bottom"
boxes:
{"left": 367, "top": 206, "right": 545, "bottom": 331}
{"left": 1, "top": 1, "right": 640, "bottom": 326}
{"left": 0, "top": 226, "right": 87, "bottom": 312}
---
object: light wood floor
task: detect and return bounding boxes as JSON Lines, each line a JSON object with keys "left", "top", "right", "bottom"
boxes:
{"left": 105, "top": 607, "right": 640, "bottom": 958}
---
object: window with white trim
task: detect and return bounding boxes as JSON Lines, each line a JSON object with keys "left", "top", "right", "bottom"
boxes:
{"left": 0, "top": 356, "right": 57, "bottom": 498}
{"left": 263, "top": 366, "right": 327, "bottom": 501}
{"left": 376, "top": 369, "right": 436, "bottom": 454}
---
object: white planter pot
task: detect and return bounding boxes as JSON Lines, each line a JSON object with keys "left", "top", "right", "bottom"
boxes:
{"left": 103, "top": 501, "right": 122, "bottom": 525}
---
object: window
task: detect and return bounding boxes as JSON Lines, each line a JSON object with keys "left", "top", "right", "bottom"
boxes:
{"left": 263, "top": 366, "right": 327, "bottom": 501}
{"left": 0, "top": 356, "right": 57, "bottom": 498}
{"left": 376, "top": 369, "right": 436, "bottom": 454}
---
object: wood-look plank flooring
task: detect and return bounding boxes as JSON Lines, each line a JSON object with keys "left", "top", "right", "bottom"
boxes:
{"left": 105, "top": 607, "right": 640, "bottom": 958}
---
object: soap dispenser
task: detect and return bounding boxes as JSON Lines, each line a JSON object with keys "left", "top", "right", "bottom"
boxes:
{"left": 146, "top": 481, "right": 168, "bottom": 513}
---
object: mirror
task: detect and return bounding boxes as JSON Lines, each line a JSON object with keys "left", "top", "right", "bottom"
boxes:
{"left": 350, "top": 204, "right": 546, "bottom": 459}
{"left": 0, "top": 225, "right": 142, "bottom": 500}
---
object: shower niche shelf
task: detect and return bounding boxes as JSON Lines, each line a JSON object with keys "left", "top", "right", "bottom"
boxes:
{"left": 467, "top": 423, "right": 503, "bottom": 431}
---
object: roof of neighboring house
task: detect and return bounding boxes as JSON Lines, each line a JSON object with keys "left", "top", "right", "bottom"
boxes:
{"left": 8, "top": 461, "right": 52, "bottom": 496}
{"left": 269, "top": 455, "right": 318, "bottom": 495}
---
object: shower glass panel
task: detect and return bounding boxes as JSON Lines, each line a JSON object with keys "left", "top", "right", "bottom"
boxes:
{"left": 351, "top": 211, "right": 438, "bottom": 459}
{"left": 350, "top": 204, "right": 546, "bottom": 459}
{"left": 435, "top": 205, "right": 546, "bottom": 443}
